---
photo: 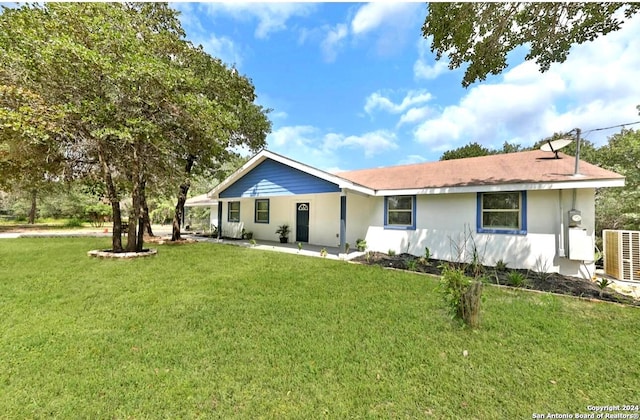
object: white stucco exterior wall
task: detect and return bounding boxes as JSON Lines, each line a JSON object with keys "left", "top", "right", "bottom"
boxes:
{"left": 344, "top": 191, "right": 375, "bottom": 246}
{"left": 361, "top": 189, "right": 597, "bottom": 279}
{"left": 220, "top": 193, "right": 341, "bottom": 246}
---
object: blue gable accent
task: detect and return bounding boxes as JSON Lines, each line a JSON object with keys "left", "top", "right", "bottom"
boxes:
{"left": 219, "top": 159, "right": 341, "bottom": 198}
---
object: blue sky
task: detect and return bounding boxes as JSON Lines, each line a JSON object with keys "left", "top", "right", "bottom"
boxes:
{"left": 172, "top": 2, "right": 640, "bottom": 173}
{"left": 17, "top": 2, "right": 640, "bottom": 173}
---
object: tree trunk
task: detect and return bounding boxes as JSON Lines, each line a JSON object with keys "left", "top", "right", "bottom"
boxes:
{"left": 461, "top": 281, "right": 483, "bottom": 328}
{"left": 28, "top": 189, "right": 37, "bottom": 224}
{"left": 126, "top": 145, "right": 144, "bottom": 252}
{"left": 141, "top": 185, "right": 154, "bottom": 237}
{"left": 171, "top": 156, "right": 195, "bottom": 241}
{"left": 137, "top": 178, "right": 146, "bottom": 250}
{"left": 98, "top": 144, "right": 122, "bottom": 252}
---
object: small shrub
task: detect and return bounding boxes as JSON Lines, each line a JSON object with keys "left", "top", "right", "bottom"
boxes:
{"left": 405, "top": 259, "right": 418, "bottom": 271}
{"left": 495, "top": 259, "right": 508, "bottom": 272}
{"left": 344, "top": 242, "right": 350, "bottom": 253}
{"left": 388, "top": 249, "right": 396, "bottom": 256}
{"left": 63, "top": 218, "right": 84, "bottom": 228}
{"left": 596, "top": 277, "right": 613, "bottom": 297}
{"left": 440, "top": 265, "right": 483, "bottom": 328}
{"left": 469, "top": 247, "right": 485, "bottom": 278}
{"left": 365, "top": 251, "right": 372, "bottom": 263}
{"left": 249, "top": 239, "right": 257, "bottom": 246}
{"left": 596, "top": 277, "right": 612, "bottom": 290}
{"left": 478, "top": 275, "right": 492, "bottom": 285}
{"left": 243, "top": 230, "right": 254, "bottom": 240}
{"left": 424, "top": 246, "right": 431, "bottom": 260}
{"left": 507, "top": 271, "right": 527, "bottom": 288}
{"left": 533, "top": 256, "right": 552, "bottom": 280}
{"left": 356, "top": 238, "right": 367, "bottom": 252}
{"left": 297, "top": 242, "right": 303, "bottom": 251}
{"left": 320, "top": 248, "right": 327, "bottom": 258}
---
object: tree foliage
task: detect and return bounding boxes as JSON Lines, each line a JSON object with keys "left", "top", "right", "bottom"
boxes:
{"left": 0, "top": 3, "right": 270, "bottom": 250}
{"left": 423, "top": 3, "right": 640, "bottom": 87}
{"left": 440, "top": 141, "right": 523, "bottom": 160}
{"left": 440, "top": 142, "right": 493, "bottom": 161}
{"left": 595, "top": 129, "right": 640, "bottom": 231}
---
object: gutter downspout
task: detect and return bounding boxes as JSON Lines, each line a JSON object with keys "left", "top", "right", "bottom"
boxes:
{"left": 217, "top": 200, "right": 223, "bottom": 240}
{"left": 339, "top": 190, "right": 347, "bottom": 252}
{"left": 558, "top": 190, "right": 565, "bottom": 258}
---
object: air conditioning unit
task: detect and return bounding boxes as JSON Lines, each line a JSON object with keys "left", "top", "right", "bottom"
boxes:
{"left": 603, "top": 230, "right": 640, "bottom": 282}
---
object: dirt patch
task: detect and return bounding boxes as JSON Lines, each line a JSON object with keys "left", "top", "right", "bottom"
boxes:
{"left": 143, "top": 235, "right": 197, "bottom": 245}
{"left": 352, "top": 252, "right": 639, "bottom": 306}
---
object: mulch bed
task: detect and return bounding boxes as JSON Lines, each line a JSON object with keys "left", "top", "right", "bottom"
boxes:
{"left": 352, "top": 252, "right": 639, "bottom": 306}
{"left": 144, "top": 235, "right": 197, "bottom": 245}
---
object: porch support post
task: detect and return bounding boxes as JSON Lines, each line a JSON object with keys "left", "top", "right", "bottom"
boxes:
{"left": 217, "top": 200, "right": 223, "bottom": 240}
{"left": 339, "top": 191, "right": 347, "bottom": 252}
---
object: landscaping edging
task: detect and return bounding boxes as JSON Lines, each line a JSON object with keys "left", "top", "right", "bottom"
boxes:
{"left": 351, "top": 252, "right": 640, "bottom": 306}
{"left": 87, "top": 249, "right": 157, "bottom": 259}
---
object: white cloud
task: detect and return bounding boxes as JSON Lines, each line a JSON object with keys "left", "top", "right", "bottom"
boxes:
{"left": 270, "top": 111, "right": 288, "bottom": 120}
{"left": 269, "top": 125, "right": 317, "bottom": 148}
{"left": 175, "top": 4, "right": 244, "bottom": 67}
{"left": 351, "top": 3, "right": 421, "bottom": 36}
{"left": 338, "top": 130, "right": 399, "bottom": 158}
{"left": 414, "top": 37, "right": 450, "bottom": 80}
{"left": 196, "top": 34, "right": 243, "bottom": 67}
{"left": 266, "top": 125, "right": 398, "bottom": 170}
{"left": 349, "top": 2, "right": 425, "bottom": 57}
{"left": 412, "top": 14, "right": 640, "bottom": 150}
{"left": 398, "top": 106, "right": 432, "bottom": 127}
{"left": 174, "top": 3, "right": 206, "bottom": 34}
{"left": 365, "top": 90, "right": 433, "bottom": 115}
{"left": 320, "top": 24, "right": 348, "bottom": 63}
{"left": 397, "top": 154, "right": 427, "bottom": 165}
{"left": 298, "top": 2, "right": 424, "bottom": 63}
{"left": 201, "top": 3, "right": 315, "bottom": 39}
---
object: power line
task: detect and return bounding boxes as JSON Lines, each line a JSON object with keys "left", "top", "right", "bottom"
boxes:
{"left": 582, "top": 120, "right": 640, "bottom": 137}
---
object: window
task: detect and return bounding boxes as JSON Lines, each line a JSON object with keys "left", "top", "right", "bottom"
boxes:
{"left": 255, "top": 199, "right": 269, "bottom": 223}
{"left": 477, "top": 191, "right": 527, "bottom": 234}
{"left": 384, "top": 195, "right": 416, "bottom": 230}
{"left": 228, "top": 201, "right": 240, "bottom": 222}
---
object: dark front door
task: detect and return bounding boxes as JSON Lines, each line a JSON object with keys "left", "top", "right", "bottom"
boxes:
{"left": 296, "top": 202, "right": 309, "bottom": 242}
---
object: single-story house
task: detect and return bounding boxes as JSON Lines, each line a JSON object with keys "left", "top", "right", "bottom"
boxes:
{"left": 203, "top": 149, "right": 624, "bottom": 279}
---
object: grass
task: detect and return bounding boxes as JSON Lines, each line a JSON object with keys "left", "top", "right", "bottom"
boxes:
{"left": 1, "top": 238, "right": 639, "bottom": 418}
{"left": 0, "top": 218, "right": 88, "bottom": 231}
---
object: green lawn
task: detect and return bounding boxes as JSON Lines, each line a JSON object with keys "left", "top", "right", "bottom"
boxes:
{"left": 1, "top": 238, "right": 639, "bottom": 418}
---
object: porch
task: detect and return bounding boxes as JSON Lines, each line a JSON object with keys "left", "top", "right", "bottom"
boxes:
{"left": 189, "top": 235, "right": 362, "bottom": 261}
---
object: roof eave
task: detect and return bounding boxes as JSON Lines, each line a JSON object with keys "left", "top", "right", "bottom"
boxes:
{"left": 373, "top": 178, "right": 626, "bottom": 196}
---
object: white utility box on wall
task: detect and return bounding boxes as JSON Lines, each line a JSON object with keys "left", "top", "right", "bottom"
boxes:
{"left": 567, "top": 228, "right": 594, "bottom": 261}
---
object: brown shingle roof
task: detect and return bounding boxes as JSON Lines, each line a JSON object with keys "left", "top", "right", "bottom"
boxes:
{"left": 337, "top": 150, "right": 623, "bottom": 191}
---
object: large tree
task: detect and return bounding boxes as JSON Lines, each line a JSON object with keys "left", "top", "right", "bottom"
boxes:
{"left": 595, "top": 128, "right": 640, "bottom": 231}
{"left": 0, "top": 85, "right": 66, "bottom": 223}
{"left": 0, "top": 3, "right": 270, "bottom": 251}
{"left": 440, "top": 142, "right": 494, "bottom": 160}
{"left": 166, "top": 47, "right": 270, "bottom": 241}
{"left": 440, "top": 141, "right": 524, "bottom": 160}
{"left": 423, "top": 3, "right": 640, "bottom": 87}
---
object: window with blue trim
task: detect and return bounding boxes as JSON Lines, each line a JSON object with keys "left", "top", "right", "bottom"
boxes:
{"left": 228, "top": 201, "right": 240, "bottom": 222}
{"left": 384, "top": 195, "right": 416, "bottom": 230}
{"left": 477, "top": 191, "right": 527, "bottom": 234}
{"left": 255, "top": 199, "right": 269, "bottom": 223}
